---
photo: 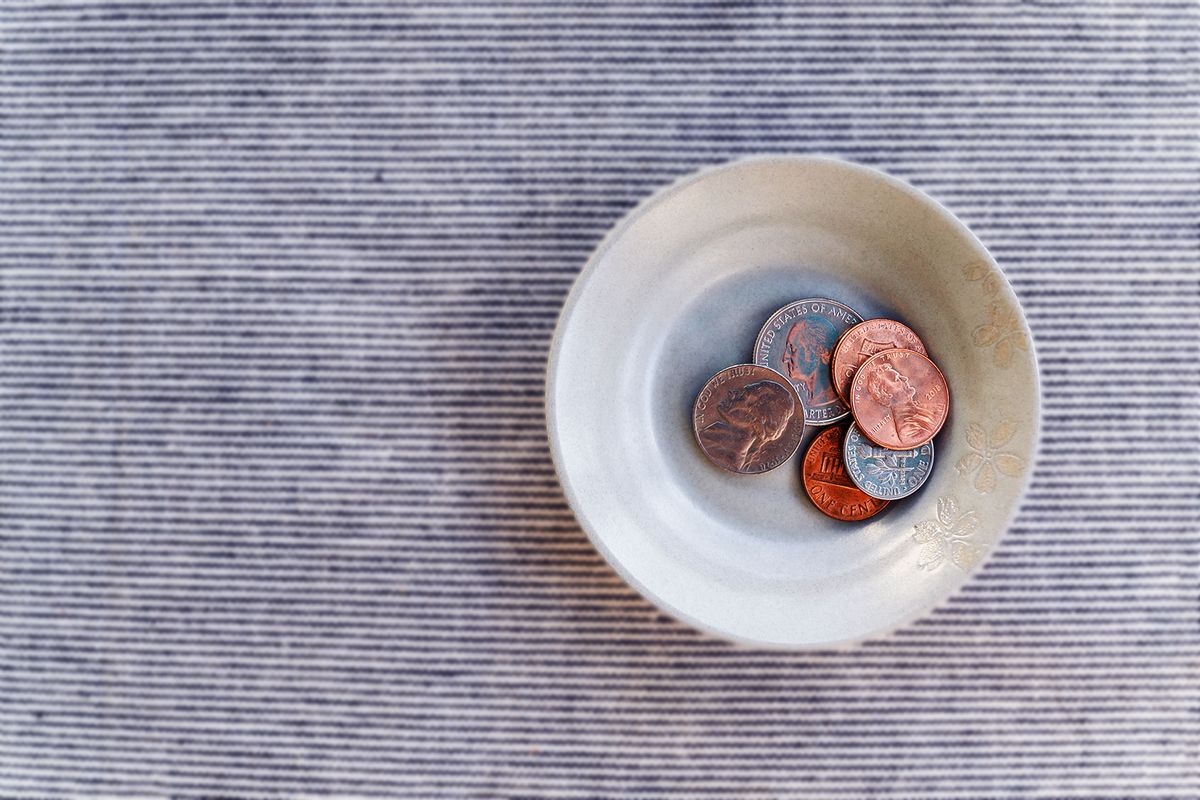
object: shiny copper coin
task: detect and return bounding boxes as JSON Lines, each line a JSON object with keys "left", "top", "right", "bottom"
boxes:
{"left": 801, "top": 425, "right": 889, "bottom": 521}
{"left": 692, "top": 364, "right": 806, "bottom": 474}
{"left": 831, "top": 318, "right": 927, "bottom": 401}
{"left": 849, "top": 349, "right": 949, "bottom": 450}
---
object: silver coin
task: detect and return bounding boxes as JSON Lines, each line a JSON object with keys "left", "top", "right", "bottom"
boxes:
{"left": 842, "top": 422, "right": 935, "bottom": 500}
{"left": 753, "top": 298, "right": 864, "bottom": 425}
{"left": 692, "top": 364, "right": 806, "bottom": 474}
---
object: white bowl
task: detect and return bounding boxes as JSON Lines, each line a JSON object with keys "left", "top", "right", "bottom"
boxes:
{"left": 546, "top": 156, "right": 1040, "bottom": 648}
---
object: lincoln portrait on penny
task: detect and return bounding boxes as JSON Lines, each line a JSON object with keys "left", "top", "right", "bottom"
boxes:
{"left": 863, "top": 358, "right": 939, "bottom": 444}
{"left": 697, "top": 380, "right": 796, "bottom": 471}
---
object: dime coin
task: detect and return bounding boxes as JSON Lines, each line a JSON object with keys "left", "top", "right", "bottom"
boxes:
{"left": 753, "top": 298, "right": 864, "bottom": 425}
{"left": 831, "top": 318, "right": 927, "bottom": 401}
{"left": 801, "top": 425, "right": 889, "bottom": 521}
{"left": 849, "top": 349, "right": 949, "bottom": 449}
{"left": 692, "top": 364, "right": 806, "bottom": 474}
{"left": 842, "top": 422, "right": 934, "bottom": 500}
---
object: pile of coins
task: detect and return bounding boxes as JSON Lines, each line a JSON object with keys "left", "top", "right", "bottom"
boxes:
{"left": 691, "top": 298, "right": 950, "bottom": 521}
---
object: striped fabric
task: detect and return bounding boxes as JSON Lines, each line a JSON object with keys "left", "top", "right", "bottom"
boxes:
{"left": 2, "top": 1, "right": 1197, "bottom": 797}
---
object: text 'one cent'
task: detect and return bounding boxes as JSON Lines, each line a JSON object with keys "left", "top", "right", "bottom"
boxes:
{"left": 801, "top": 425, "right": 889, "bottom": 521}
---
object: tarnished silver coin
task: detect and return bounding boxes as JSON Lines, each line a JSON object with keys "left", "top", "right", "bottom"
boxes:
{"left": 692, "top": 364, "right": 806, "bottom": 474}
{"left": 753, "top": 298, "right": 864, "bottom": 425}
{"left": 842, "top": 422, "right": 934, "bottom": 500}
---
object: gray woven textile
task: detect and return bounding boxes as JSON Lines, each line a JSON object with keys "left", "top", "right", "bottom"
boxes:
{"left": 2, "top": 2, "right": 1198, "bottom": 797}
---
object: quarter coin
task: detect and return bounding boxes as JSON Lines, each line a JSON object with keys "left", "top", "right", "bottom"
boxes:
{"left": 753, "top": 298, "right": 864, "bottom": 425}
{"left": 801, "top": 425, "right": 889, "bottom": 521}
{"left": 842, "top": 422, "right": 934, "bottom": 500}
{"left": 692, "top": 364, "right": 806, "bottom": 474}
{"left": 831, "top": 318, "right": 927, "bottom": 401}
{"left": 849, "top": 349, "right": 949, "bottom": 449}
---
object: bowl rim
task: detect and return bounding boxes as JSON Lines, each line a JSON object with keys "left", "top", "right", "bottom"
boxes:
{"left": 544, "top": 154, "right": 1042, "bottom": 649}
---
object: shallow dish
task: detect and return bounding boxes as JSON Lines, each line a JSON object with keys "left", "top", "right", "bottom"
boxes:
{"left": 546, "top": 156, "right": 1039, "bottom": 648}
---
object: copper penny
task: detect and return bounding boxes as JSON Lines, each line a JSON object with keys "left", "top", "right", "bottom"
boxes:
{"left": 752, "top": 298, "right": 863, "bottom": 425}
{"left": 692, "top": 364, "right": 805, "bottom": 474}
{"left": 801, "top": 425, "right": 889, "bottom": 521}
{"left": 849, "top": 349, "right": 949, "bottom": 450}
{"left": 831, "top": 318, "right": 927, "bottom": 401}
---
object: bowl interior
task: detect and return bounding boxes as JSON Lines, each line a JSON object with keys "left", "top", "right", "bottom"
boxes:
{"left": 548, "top": 157, "right": 1039, "bottom": 647}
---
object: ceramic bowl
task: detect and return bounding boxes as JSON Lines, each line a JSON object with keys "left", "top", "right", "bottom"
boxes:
{"left": 545, "top": 156, "right": 1039, "bottom": 648}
